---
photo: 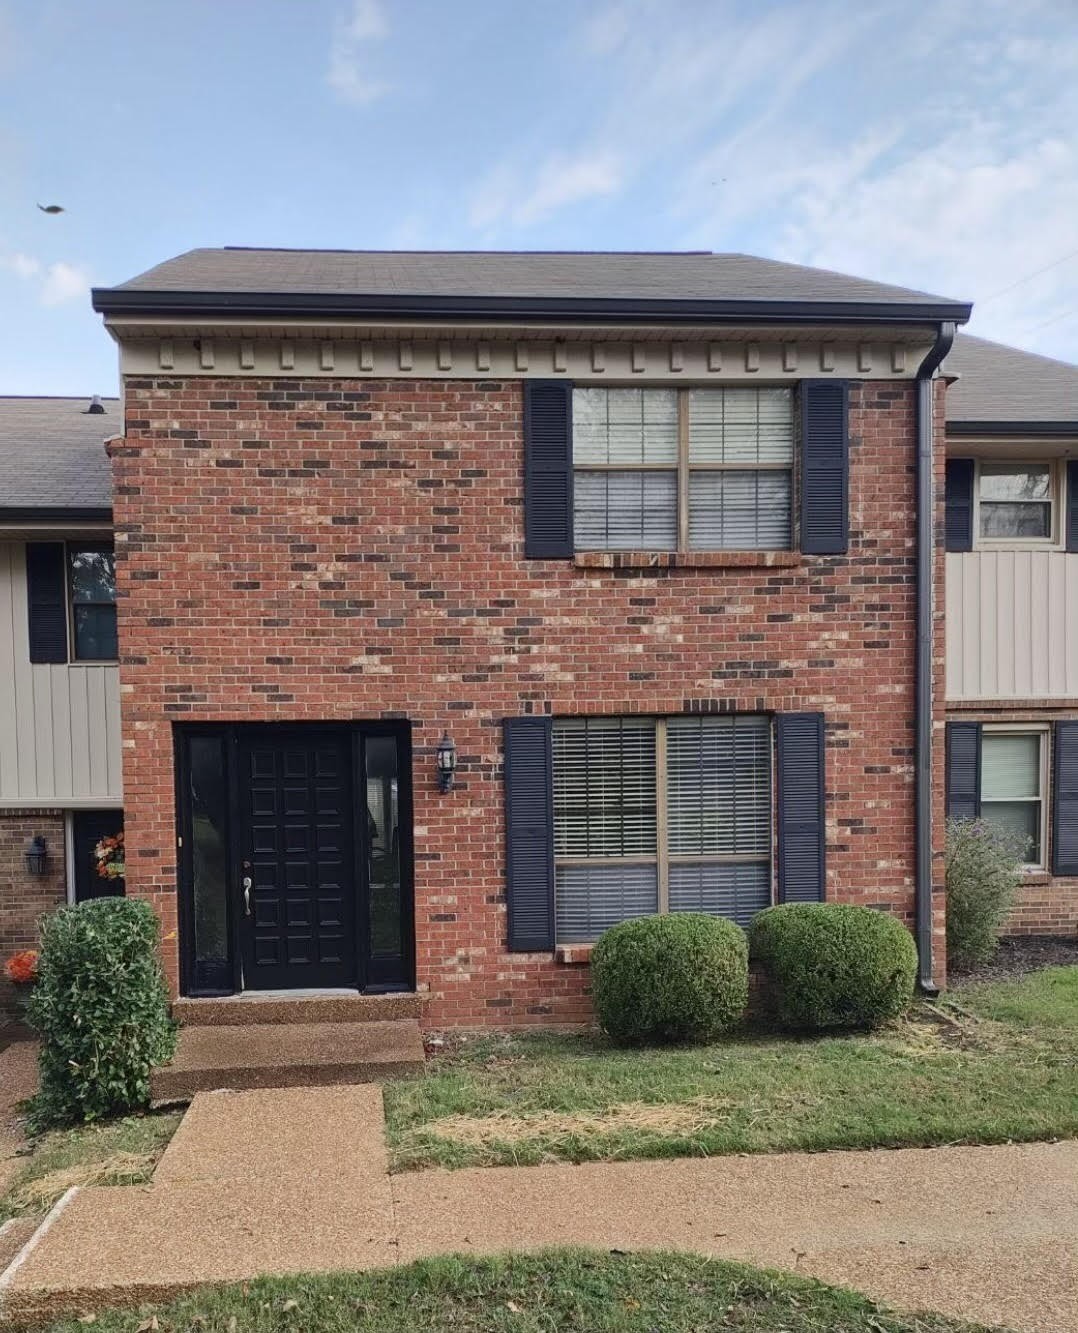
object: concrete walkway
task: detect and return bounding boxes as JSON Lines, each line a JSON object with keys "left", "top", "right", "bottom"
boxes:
{"left": 2, "top": 1086, "right": 1076, "bottom": 1332}
{"left": 0, "top": 1042, "right": 36, "bottom": 1196}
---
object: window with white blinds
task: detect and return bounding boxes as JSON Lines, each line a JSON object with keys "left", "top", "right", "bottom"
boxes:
{"left": 552, "top": 715, "right": 772, "bottom": 942}
{"left": 981, "top": 729, "right": 1046, "bottom": 866}
{"left": 572, "top": 387, "right": 794, "bottom": 552}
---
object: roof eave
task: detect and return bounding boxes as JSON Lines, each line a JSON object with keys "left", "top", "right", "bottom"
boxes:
{"left": 0, "top": 506, "right": 113, "bottom": 523}
{"left": 947, "top": 420, "right": 1078, "bottom": 438}
{"left": 91, "top": 287, "right": 972, "bottom": 326}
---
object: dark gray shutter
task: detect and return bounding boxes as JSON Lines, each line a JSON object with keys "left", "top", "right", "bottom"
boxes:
{"left": 504, "top": 716, "right": 556, "bottom": 951}
{"left": 945, "top": 459, "right": 975, "bottom": 552}
{"left": 775, "top": 713, "right": 826, "bottom": 903}
{"left": 523, "top": 381, "right": 573, "bottom": 558}
{"left": 26, "top": 542, "right": 68, "bottom": 664}
{"left": 945, "top": 721, "right": 981, "bottom": 819}
{"left": 1052, "top": 721, "right": 1078, "bottom": 874}
{"left": 800, "top": 381, "right": 849, "bottom": 555}
{"left": 1066, "top": 462, "right": 1078, "bottom": 553}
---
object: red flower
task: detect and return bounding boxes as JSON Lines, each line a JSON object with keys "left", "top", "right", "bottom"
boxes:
{"left": 5, "top": 950, "right": 38, "bottom": 985}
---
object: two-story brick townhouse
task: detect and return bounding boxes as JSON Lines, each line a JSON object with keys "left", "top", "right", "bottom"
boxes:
{"left": 79, "top": 247, "right": 977, "bottom": 1028}
{"left": 0, "top": 396, "right": 124, "bottom": 1017}
{"left": 944, "top": 335, "right": 1078, "bottom": 937}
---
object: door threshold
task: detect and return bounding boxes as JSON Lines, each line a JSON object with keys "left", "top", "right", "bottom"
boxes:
{"left": 236, "top": 988, "right": 362, "bottom": 1000}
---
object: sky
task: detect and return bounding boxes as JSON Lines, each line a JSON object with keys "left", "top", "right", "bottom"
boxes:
{"left": 1, "top": 0, "right": 1076, "bottom": 396}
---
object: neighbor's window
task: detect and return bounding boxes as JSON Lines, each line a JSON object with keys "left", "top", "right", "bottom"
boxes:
{"left": 552, "top": 715, "right": 772, "bottom": 943}
{"left": 572, "top": 387, "right": 794, "bottom": 552}
{"left": 68, "top": 544, "right": 117, "bottom": 661}
{"left": 977, "top": 462, "right": 1056, "bottom": 542}
{"left": 980, "top": 729, "right": 1045, "bottom": 866}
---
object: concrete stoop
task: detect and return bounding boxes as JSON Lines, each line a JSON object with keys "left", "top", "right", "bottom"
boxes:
{"left": 151, "top": 1017, "right": 425, "bottom": 1104}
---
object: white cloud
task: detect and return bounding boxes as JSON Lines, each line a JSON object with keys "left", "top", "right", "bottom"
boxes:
{"left": 2, "top": 251, "right": 90, "bottom": 306}
{"left": 470, "top": 151, "right": 623, "bottom": 230}
{"left": 327, "top": 0, "right": 389, "bottom": 106}
{"left": 40, "top": 260, "right": 90, "bottom": 306}
{"left": 4, "top": 251, "right": 40, "bottom": 280}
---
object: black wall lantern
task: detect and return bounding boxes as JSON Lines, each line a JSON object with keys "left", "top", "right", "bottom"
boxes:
{"left": 436, "top": 731, "right": 457, "bottom": 793}
{"left": 25, "top": 836, "right": 48, "bottom": 876}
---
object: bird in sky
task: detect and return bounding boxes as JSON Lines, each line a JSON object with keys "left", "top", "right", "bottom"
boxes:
{"left": 37, "top": 203, "right": 64, "bottom": 214}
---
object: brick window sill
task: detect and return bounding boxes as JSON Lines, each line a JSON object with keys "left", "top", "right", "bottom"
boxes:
{"left": 555, "top": 943, "right": 595, "bottom": 965}
{"left": 1019, "top": 870, "right": 1051, "bottom": 886}
{"left": 573, "top": 551, "right": 804, "bottom": 571}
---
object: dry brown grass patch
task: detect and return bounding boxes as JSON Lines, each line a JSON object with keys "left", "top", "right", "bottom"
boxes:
{"left": 416, "top": 1097, "right": 735, "bottom": 1148}
{"left": 7, "top": 1150, "right": 154, "bottom": 1211}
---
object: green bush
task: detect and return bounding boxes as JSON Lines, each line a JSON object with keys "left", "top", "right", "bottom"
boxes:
{"left": 590, "top": 913, "right": 748, "bottom": 1045}
{"left": 945, "top": 817, "right": 1023, "bottom": 971}
{"left": 749, "top": 903, "right": 917, "bottom": 1031}
{"left": 27, "top": 898, "right": 176, "bottom": 1128}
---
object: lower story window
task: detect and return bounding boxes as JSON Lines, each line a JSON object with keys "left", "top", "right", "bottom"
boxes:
{"left": 552, "top": 714, "right": 772, "bottom": 943}
{"left": 70, "top": 809, "right": 125, "bottom": 902}
{"left": 980, "top": 728, "right": 1046, "bottom": 866}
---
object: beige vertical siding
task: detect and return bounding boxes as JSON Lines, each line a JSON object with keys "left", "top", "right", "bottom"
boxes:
{"left": 946, "top": 550, "right": 1078, "bottom": 700}
{"left": 0, "top": 542, "right": 122, "bottom": 805}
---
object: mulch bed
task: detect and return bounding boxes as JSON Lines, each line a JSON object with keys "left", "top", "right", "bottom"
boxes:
{"left": 951, "top": 934, "right": 1078, "bottom": 986}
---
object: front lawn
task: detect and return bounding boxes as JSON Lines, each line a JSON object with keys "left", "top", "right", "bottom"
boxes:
{"left": 0, "top": 1110, "right": 181, "bottom": 1225}
{"left": 386, "top": 967, "right": 1078, "bottom": 1170}
{"left": 38, "top": 1249, "right": 1003, "bottom": 1332}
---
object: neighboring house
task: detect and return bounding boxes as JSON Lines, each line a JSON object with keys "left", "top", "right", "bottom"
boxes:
{"left": 943, "top": 335, "right": 1078, "bottom": 936}
{"left": 83, "top": 247, "right": 969, "bottom": 1026}
{"left": 0, "top": 396, "right": 123, "bottom": 1016}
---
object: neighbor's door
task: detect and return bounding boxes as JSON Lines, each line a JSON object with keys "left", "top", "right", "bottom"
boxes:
{"left": 237, "top": 728, "right": 358, "bottom": 990}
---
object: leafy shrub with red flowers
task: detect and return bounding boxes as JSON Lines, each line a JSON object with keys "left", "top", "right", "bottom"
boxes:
{"left": 4, "top": 949, "right": 38, "bottom": 986}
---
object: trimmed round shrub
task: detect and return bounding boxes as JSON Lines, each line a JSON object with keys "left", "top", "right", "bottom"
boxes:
{"left": 590, "top": 913, "right": 748, "bottom": 1045}
{"left": 945, "top": 817, "right": 1023, "bottom": 972}
{"left": 27, "top": 897, "right": 177, "bottom": 1128}
{"left": 749, "top": 903, "right": 917, "bottom": 1031}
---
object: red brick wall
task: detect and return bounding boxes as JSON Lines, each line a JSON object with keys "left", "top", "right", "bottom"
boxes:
{"left": 0, "top": 812, "right": 66, "bottom": 1019}
{"left": 111, "top": 374, "right": 947, "bottom": 1024}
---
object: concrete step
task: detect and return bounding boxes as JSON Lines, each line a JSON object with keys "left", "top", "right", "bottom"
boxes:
{"left": 172, "top": 991, "right": 422, "bottom": 1027}
{"left": 151, "top": 1018, "right": 424, "bottom": 1104}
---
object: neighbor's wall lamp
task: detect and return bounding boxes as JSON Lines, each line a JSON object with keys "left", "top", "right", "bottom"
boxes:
{"left": 436, "top": 731, "right": 457, "bottom": 793}
{"left": 25, "top": 836, "right": 48, "bottom": 876}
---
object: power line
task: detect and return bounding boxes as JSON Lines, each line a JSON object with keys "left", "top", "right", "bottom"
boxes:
{"left": 1022, "top": 306, "right": 1078, "bottom": 336}
{"left": 977, "top": 245, "right": 1078, "bottom": 305}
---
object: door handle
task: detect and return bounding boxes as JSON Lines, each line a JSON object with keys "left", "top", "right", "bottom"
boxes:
{"left": 242, "top": 876, "right": 253, "bottom": 916}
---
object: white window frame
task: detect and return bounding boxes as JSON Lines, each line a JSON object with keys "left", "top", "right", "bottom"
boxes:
{"left": 973, "top": 459, "right": 1062, "bottom": 550}
{"left": 571, "top": 386, "right": 795, "bottom": 554}
{"left": 980, "top": 724, "right": 1049, "bottom": 871}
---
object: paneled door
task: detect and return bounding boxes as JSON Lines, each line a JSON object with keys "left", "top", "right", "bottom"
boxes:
{"left": 237, "top": 729, "right": 357, "bottom": 990}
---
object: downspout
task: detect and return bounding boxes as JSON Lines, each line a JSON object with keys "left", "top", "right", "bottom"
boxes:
{"left": 914, "top": 320, "right": 956, "bottom": 994}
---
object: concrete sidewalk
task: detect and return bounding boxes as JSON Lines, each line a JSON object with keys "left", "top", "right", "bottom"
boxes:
{"left": 1, "top": 1085, "right": 1076, "bottom": 1332}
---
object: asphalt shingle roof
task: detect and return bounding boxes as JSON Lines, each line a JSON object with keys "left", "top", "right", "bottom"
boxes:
{"left": 0, "top": 397, "right": 117, "bottom": 513}
{"left": 96, "top": 248, "right": 971, "bottom": 316}
{"left": 946, "top": 335, "right": 1078, "bottom": 427}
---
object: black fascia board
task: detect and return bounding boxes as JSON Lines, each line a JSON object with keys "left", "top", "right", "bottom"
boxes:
{"left": 92, "top": 287, "right": 973, "bottom": 326}
{"left": 0, "top": 506, "right": 113, "bottom": 523}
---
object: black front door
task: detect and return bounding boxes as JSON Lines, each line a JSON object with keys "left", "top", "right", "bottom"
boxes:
{"left": 176, "top": 722, "right": 414, "bottom": 996}
{"left": 238, "top": 729, "right": 356, "bottom": 990}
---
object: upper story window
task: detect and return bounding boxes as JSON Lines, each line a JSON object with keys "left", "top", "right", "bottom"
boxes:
{"left": 571, "top": 387, "right": 794, "bottom": 552}
{"left": 977, "top": 462, "right": 1057, "bottom": 543}
{"left": 69, "top": 544, "right": 117, "bottom": 661}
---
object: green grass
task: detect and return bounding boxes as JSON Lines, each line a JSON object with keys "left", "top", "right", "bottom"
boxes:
{"left": 37, "top": 1249, "right": 1004, "bottom": 1332}
{"left": 0, "top": 1110, "right": 181, "bottom": 1224}
{"left": 385, "top": 968, "right": 1078, "bottom": 1170}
